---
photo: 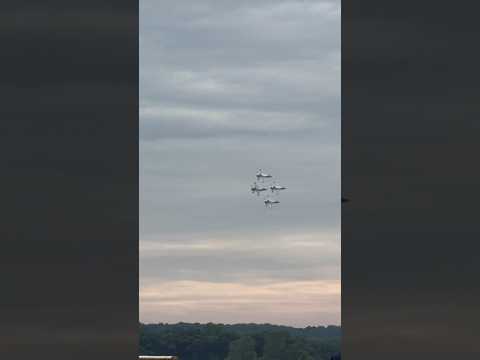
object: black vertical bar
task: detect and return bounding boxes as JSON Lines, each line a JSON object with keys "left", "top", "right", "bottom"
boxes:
{"left": 343, "top": 1, "right": 480, "bottom": 359}
{"left": 0, "top": 1, "right": 138, "bottom": 359}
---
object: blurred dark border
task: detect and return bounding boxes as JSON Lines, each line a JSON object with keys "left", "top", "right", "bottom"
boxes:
{"left": 1, "top": 1, "right": 138, "bottom": 359}
{"left": 342, "top": 1, "right": 480, "bottom": 359}
{"left": 4, "top": 0, "right": 480, "bottom": 359}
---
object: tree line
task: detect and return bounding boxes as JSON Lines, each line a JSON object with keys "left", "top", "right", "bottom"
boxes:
{"left": 140, "top": 323, "right": 341, "bottom": 360}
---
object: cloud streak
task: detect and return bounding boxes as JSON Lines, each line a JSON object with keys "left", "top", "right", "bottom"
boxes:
{"left": 140, "top": 280, "right": 340, "bottom": 327}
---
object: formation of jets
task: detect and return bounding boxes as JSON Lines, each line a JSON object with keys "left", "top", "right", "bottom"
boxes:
{"left": 251, "top": 169, "right": 286, "bottom": 208}
{"left": 252, "top": 169, "right": 348, "bottom": 208}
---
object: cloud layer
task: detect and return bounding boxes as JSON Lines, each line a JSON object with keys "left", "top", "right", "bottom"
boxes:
{"left": 140, "top": 280, "right": 340, "bottom": 327}
{"left": 140, "top": 0, "right": 340, "bottom": 326}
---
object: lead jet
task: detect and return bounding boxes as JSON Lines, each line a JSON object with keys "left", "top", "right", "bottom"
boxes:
{"left": 256, "top": 169, "right": 272, "bottom": 181}
{"left": 251, "top": 182, "right": 268, "bottom": 196}
{"left": 270, "top": 182, "right": 287, "bottom": 193}
{"left": 264, "top": 198, "right": 280, "bottom": 208}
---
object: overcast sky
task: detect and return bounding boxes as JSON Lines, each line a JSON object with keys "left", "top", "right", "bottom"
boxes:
{"left": 140, "top": 0, "right": 340, "bottom": 327}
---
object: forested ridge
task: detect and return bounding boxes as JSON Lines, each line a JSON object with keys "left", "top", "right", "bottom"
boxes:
{"left": 140, "top": 323, "right": 341, "bottom": 360}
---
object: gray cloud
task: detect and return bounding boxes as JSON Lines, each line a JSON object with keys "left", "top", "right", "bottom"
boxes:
{"left": 140, "top": 0, "right": 340, "bottom": 326}
{"left": 140, "top": 231, "right": 340, "bottom": 283}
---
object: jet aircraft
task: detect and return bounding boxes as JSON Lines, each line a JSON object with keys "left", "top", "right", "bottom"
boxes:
{"left": 256, "top": 169, "right": 272, "bottom": 181}
{"left": 251, "top": 182, "right": 268, "bottom": 196}
{"left": 264, "top": 198, "right": 280, "bottom": 208}
{"left": 270, "top": 183, "right": 287, "bottom": 193}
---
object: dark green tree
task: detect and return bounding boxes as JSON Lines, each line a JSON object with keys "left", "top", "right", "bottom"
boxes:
{"left": 296, "top": 351, "right": 314, "bottom": 360}
{"left": 139, "top": 323, "right": 340, "bottom": 360}
{"left": 225, "top": 336, "right": 257, "bottom": 360}
{"left": 261, "top": 331, "right": 289, "bottom": 360}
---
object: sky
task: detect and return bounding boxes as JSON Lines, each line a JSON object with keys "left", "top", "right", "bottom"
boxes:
{"left": 140, "top": 0, "right": 340, "bottom": 327}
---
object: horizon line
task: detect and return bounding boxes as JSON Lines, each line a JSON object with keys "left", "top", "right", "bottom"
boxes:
{"left": 140, "top": 321, "right": 341, "bottom": 329}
